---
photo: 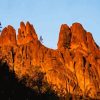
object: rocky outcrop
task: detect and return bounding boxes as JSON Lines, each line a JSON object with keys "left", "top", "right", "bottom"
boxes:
{"left": 57, "top": 24, "right": 71, "bottom": 49}
{"left": 0, "top": 25, "right": 16, "bottom": 46}
{"left": 17, "top": 21, "right": 38, "bottom": 45}
{"left": 0, "top": 21, "right": 100, "bottom": 98}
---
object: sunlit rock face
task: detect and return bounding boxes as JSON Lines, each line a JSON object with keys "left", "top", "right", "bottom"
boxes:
{"left": 0, "top": 21, "right": 100, "bottom": 98}
{"left": 0, "top": 25, "right": 16, "bottom": 46}
{"left": 17, "top": 21, "right": 38, "bottom": 45}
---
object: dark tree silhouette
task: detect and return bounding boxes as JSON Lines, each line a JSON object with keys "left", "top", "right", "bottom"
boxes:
{"left": 0, "top": 60, "right": 59, "bottom": 100}
{"left": 40, "top": 36, "right": 43, "bottom": 43}
{"left": 0, "top": 22, "right": 2, "bottom": 32}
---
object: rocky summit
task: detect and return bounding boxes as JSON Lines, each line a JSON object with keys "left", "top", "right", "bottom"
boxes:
{"left": 0, "top": 21, "right": 100, "bottom": 99}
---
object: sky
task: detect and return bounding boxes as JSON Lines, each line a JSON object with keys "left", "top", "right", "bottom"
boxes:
{"left": 0, "top": 0, "right": 100, "bottom": 49}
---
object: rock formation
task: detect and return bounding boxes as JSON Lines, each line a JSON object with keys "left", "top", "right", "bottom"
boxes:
{"left": 0, "top": 21, "right": 100, "bottom": 98}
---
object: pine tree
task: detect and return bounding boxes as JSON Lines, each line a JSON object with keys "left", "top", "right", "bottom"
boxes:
{"left": 40, "top": 36, "right": 43, "bottom": 43}
{"left": 0, "top": 22, "right": 2, "bottom": 32}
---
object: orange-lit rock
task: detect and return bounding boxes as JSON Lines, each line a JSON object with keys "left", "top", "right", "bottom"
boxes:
{"left": 0, "top": 25, "right": 16, "bottom": 46}
{"left": 57, "top": 24, "right": 71, "bottom": 49}
{"left": 0, "top": 21, "right": 100, "bottom": 98}
{"left": 17, "top": 21, "right": 38, "bottom": 45}
{"left": 70, "top": 23, "right": 87, "bottom": 51}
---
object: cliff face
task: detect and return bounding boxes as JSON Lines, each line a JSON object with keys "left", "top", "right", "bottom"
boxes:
{"left": 0, "top": 22, "right": 100, "bottom": 98}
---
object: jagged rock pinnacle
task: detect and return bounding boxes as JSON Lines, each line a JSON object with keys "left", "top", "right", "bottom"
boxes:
{"left": 0, "top": 21, "right": 100, "bottom": 98}
{"left": 57, "top": 24, "right": 71, "bottom": 49}
{"left": 17, "top": 21, "right": 38, "bottom": 45}
{"left": 0, "top": 25, "right": 16, "bottom": 46}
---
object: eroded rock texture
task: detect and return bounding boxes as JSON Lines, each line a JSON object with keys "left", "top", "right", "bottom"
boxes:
{"left": 0, "top": 22, "right": 100, "bottom": 98}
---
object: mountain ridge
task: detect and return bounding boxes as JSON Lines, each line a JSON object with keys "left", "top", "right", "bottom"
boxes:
{"left": 0, "top": 21, "right": 100, "bottom": 99}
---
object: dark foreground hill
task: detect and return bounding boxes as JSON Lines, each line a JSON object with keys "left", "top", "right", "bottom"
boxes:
{"left": 0, "top": 60, "right": 59, "bottom": 100}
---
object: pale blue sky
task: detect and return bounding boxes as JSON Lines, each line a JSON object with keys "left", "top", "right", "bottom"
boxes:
{"left": 0, "top": 0, "right": 100, "bottom": 49}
